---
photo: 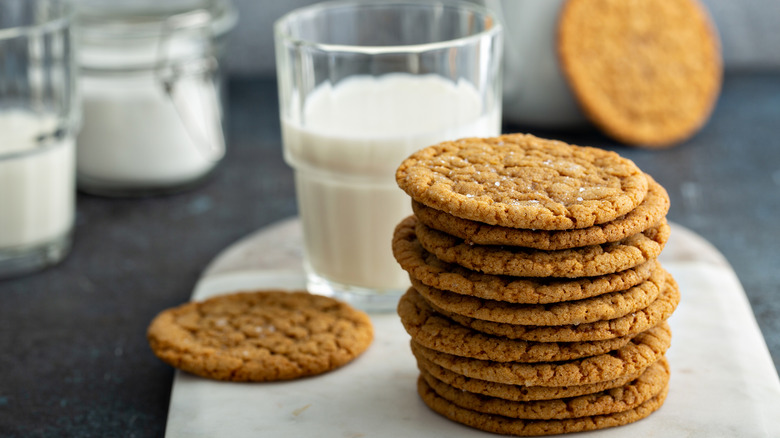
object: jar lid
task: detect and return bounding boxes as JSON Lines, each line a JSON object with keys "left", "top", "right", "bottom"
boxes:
{"left": 76, "top": 0, "right": 236, "bottom": 70}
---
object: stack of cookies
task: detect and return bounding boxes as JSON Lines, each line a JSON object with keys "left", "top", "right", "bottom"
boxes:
{"left": 392, "top": 133, "right": 679, "bottom": 436}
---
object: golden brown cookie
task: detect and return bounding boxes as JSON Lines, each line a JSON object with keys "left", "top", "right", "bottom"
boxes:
{"left": 398, "top": 288, "right": 634, "bottom": 363}
{"left": 411, "top": 322, "right": 671, "bottom": 386}
{"left": 412, "top": 175, "right": 669, "bottom": 250}
{"left": 147, "top": 290, "right": 374, "bottom": 381}
{"left": 421, "top": 356, "right": 669, "bottom": 419}
{"left": 558, "top": 0, "right": 722, "bottom": 147}
{"left": 434, "top": 271, "right": 679, "bottom": 342}
{"left": 412, "top": 266, "right": 663, "bottom": 326}
{"left": 418, "top": 376, "right": 668, "bottom": 436}
{"left": 414, "top": 216, "right": 670, "bottom": 277}
{"left": 392, "top": 215, "right": 658, "bottom": 304}
{"left": 415, "top": 352, "right": 652, "bottom": 402}
{"left": 395, "top": 134, "right": 649, "bottom": 230}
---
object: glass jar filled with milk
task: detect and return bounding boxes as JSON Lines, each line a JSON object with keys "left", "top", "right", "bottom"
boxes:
{"left": 74, "top": 0, "right": 236, "bottom": 196}
{"left": 0, "top": 0, "right": 78, "bottom": 278}
{"left": 275, "top": 1, "right": 503, "bottom": 311}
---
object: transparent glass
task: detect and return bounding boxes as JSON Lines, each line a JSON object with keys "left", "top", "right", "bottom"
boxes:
{"left": 275, "top": 1, "right": 503, "bottom": 311}
{"left": 74, "top": 0, "right": 236, "bottom": 196}
{"left": 0, "top": 0, "right": 78, "bottom": 278}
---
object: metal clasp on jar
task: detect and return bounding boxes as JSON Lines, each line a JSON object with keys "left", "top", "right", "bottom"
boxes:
{"left": 155, "top": 8, "right": 226, "bottom": 163}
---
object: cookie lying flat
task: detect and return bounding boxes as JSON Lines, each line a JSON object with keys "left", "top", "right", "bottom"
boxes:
{"left": 421, "top": 357, "right": 669, "bottom": 419}
{"left": 396, "top": 133, "right": 648, "bottom": 230}
{"left": 418, "top": 377, "right": 668, "bottom": 436}
{"left": 147, "top": 290, "right": 373, "bottom": 381}
{"left": 415, "top": 216, "right": 670, "bottom": 277}
{"left": 558, "top": 0, "right": 721, "bottom": 147}
{"left": 393, "top": 215, "right": 658, "bottom": 304}
{"left": 411, "top": 322, "right": 671, "bottom": 387}
{"left": 415, "top": 353, "right": 652, "bottom": 402}
{"left": 412, "top": 174, "right": 669, "bottom": 250}
{"left": 435, "top": 271, "right": 679, "bottom": 342}
{"left": 399, "top": 288, "right": 634, "bottom": 363}
{"left": 412, "top": 265, "right": 663, "bottom": 326}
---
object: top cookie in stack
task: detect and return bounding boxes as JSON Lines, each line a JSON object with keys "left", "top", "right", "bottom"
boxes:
{"left": 397, "top": 133, "right": 651, "bottom": 231}
{"left": 392, "top": 133, "right": 678, "bottom": 436}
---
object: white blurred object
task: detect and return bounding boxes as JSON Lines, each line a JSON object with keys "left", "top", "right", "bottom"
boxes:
{"left": 0, "top": 0, "right": 77, "bottom": 278}
{"left": 0, "top": 113, "right": 74, "bottom": 255}
{"left": 485, "top": 0, "right": 586, "bottom": 127}
{"left": 75, "top": 0, "right": 236, "bottom": 196}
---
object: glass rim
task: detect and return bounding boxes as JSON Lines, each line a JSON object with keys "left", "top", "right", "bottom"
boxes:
{"left": 274, "top": 0, "right": 502, "bottom": 55}
{"left": 0, "top": 0, "right": 72, "bottom": 41}
{"left": 75, "top": 0, "right": 238, "bottom": 41}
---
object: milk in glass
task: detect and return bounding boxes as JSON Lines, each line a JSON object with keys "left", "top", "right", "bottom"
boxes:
{"left": 0, "top": 111, "right": 75, "bottom": 250}
{"left": 282, "top": 74, "right": 500, "bottom": 292}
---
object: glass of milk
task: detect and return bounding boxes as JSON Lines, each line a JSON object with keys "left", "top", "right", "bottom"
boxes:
{"left": 0, "top": 0, "right": 78, "bottom": 278}
{"left": 275, "top": 1, "right": 503, "bottom": 311}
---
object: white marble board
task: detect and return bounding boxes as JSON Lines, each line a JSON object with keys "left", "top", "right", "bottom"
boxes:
{"left": 165, "top": 218, "right": 780, "bottom": 437}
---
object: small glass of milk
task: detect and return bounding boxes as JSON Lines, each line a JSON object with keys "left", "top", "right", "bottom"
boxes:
{"left": 275, "top": 1, "right": 503, "bottom": 311}
{"left": 0, "top": 0, "right": 78, "bottom": 278}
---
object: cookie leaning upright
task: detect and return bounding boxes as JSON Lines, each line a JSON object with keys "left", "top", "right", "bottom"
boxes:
{"left": 558, "top": 0, "right": 722, "bottom": 147}
{"left": 395, "top": 133, "right": 649, "bottom": 230}
{"left": 147, "top": 290, "right": 373, "bottom": 382}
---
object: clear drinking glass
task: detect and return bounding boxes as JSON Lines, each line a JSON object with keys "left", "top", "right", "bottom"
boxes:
{"left": 275, "top": 1, "right": 503, "bottom": 311}
{"left": 0, "top": 0, "right": 78, "bottom": 278}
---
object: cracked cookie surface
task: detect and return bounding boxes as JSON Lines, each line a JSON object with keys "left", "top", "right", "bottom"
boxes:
{"left": 434, "top": 271, "right": 679, "bottom": 342}
{"left": 392, "top": 215, "right": 658, "bottom": 304}
{"left": 411, "top": 322, "right": 671, "bottom": 387}
{"left": 147, "top": 290, "right": 373, "bottom": 381}
{"left": 414, "top": 352, "right": 653, "bottom": 402}
{"left": 396, "top": 133, "right": 648, "bottom": 230}
{"left": 414, "top": 216, "right": 670, "bottom": 278}
{"left": 399, "top": 288, "right": 634, "bottom": 362}
{"left": 412, "top": 175, "right": 669, "bottom": 250}
{"left": 421, "top": 356, "right": 669, "bottom": 419}
{"left": 411, "top": 266, "right": 665, "bottom": 327}
{"left": 418, "top": 376, "right": 668, "bottom": 436}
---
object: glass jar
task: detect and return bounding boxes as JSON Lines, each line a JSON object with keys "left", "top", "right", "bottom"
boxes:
{"left": 74, "top": 0, "right": 237, "bottom": 196}
{"left": 0, "top": 0, "right": 78, "bottom": 278}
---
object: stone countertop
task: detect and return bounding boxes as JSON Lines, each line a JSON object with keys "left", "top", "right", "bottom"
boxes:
{"left": 0, "top": 73, "right": 778, "bottom": 437}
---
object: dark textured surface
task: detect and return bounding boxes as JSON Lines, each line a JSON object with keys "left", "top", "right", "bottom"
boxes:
{"left": 0, "top": 73, "right": 778, "bottom": 437}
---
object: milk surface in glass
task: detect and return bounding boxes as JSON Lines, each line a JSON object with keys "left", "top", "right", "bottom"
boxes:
{"left": 0, "top": 111, "right": 75, "bottom": 249}
{"left": 283, "top": 73, "right": 500, "bottom": 292}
